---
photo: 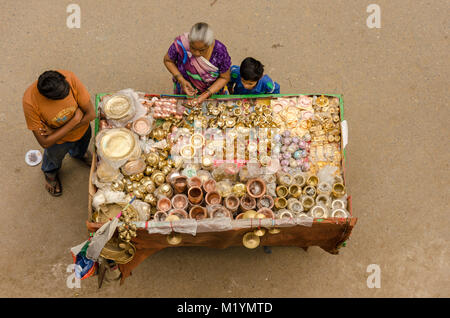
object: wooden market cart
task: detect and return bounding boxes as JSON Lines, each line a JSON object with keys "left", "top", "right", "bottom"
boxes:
{"left": 86, "top": 93, "right": 357, "bottom": 284}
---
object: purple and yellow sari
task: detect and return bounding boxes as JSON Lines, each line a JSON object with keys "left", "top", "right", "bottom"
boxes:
{"left": 168, "top": 33, "right": 232, "bottom": 95}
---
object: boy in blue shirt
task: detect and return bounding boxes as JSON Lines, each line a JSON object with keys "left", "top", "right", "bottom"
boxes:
{"left": 228, "top": 57, "right": 280, "bottom": 95}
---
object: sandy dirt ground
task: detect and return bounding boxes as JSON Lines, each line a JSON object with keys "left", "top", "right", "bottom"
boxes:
{"left": 0, "top": 0, "right": 448, "bottom": 297}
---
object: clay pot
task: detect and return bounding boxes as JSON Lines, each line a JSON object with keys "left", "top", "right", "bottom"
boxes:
{"left": 189, "top": 205, "right": 208, "bottom": 220}
{"left": 171, "top": 176, "right": 188, "bottom": 194}
{"left": 171, "top": 194, "right": 189, "bottom": 210}
{"left": 240, "top": 194, "right": 257, "bottom": 211}
{"left": 246, "top": 178, "right": 266, "bottom": 199}
{"left": 224, "top": 195, "right": 240, "bottom": 212}
{"left": 257, "top": 195, "right": 275, "bottom": 210}
{"left": 205, "top": 191, "right": 222, "bottom": 206}
{"left": 153, "top": 211, "right": 168, "bottom": 222}
{"left": 188, "top": 186, "right": 203, "bottom": 205}
{"left": 156, "top": 197, "right": 172, "bottom": 212}
{"left": 203, "top": 179, "right": 216, "bottom": 193}
{"left": 169, "top": 209, "right": 188, "bottom": 219}
{"left": 188, "top": 176, "right": 203, "bottom": 188}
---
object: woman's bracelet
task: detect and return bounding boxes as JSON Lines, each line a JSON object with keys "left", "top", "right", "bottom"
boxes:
{"left": 205, "top": 88, "right": 213, "bottom": 97}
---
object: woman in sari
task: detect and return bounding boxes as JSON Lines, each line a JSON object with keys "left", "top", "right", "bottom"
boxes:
{"left": 163, "top": 22, "right": 231, "bottom": 105}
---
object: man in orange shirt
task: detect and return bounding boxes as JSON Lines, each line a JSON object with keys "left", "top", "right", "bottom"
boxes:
{"left": 23, "top": 70, "right": 96, "bottom": 196}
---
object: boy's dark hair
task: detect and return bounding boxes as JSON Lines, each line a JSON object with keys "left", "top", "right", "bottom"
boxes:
{"left": 240, "top": 57, "right": 264, "bottom": 82}
{"left": 37, "top": 70, "right": 70, "bottom": 100}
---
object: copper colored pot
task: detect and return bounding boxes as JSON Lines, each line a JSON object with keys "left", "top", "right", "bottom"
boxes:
{"left": 171, "top": 176, "right": 188, "bottom": 194}
{"left": 235, "top": 213, "right": 245, "bottom": 220}
{"left": 153, "top": 211, "right": 168, "bottom": 222}
{"left": 224, "top": 195, "right": 240, "bottom": 212}
{"left": 203, "top": 179, "right": 216, "bottom": 193}
{"left": 156, "top": 197, "right": 172, "bottom": 212}
{"left": 169, "top": 209, "right": 188, "bottom": 219}
{"left": 188, "top": 186, "right": 203, "bottom": 205}
{"left": 171, "top": 194, "right": 189, "bottom": 210}
{"left": 189, "top": 205, "right": 207, "bottom": 220}
{"left": 209, "top": 205, "right": 231, "bottom": 218}
{"left": 205, "top": 191, "right": 222, "bottom": 205}
{"left": 188, "top": 176, "right": 203, "bottom": 188}
{"left": 257, "top": 207, "right": 275, "bottom": 219}
{"left": 240, "top": 194, "right": 257, "bottom": 211}
{"left": 257, "top": 195, "right": 275, "bottom": 210}
{"left": 246, "top": 178, "right": 266, "bottom": 199}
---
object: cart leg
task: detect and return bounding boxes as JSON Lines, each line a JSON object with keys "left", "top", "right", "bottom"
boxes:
{"left": 301, "top": 247, "right": 309, "bottom": 252}
{"left": 263, "top": 246, "right": 272, "bottom": 254}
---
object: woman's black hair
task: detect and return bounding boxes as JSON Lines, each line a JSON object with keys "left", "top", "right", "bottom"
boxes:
{"left": 240, "top": 57, "right": 264, "bottom": 82}
{"left": 37, "top": 70, "right": 70, "bottom": 100}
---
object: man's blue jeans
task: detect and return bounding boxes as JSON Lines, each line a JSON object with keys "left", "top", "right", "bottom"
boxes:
{"left": 41, "top": 125, "right": 92, "bottom": 177}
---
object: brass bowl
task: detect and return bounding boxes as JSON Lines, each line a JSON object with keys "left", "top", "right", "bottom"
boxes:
{"left": 288, "top": 184, "right": 302, "bottom": 198}
{"left": 242, "top": 232, "right": 260, "bottom": 249}
{"left": 166, "top": 232, "right": 182, "bottom": 245}
{"left": 100, "top": 237, "right": 136, "bottom": 264}
{"left": 242, "top": 210, "right": 257, "bottom": 219}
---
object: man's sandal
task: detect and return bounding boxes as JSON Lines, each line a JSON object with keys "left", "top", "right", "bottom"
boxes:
{"left": 44, "top": 173, "right": 62, "bottom": 197}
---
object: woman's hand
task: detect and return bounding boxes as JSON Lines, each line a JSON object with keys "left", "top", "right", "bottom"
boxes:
{"left": 190, "top": 91, "right": 210, "bottom": 106}
{"left": 180, "top": 79, "right": 197, "bottom": 96}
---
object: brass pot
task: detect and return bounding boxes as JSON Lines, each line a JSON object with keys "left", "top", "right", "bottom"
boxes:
{"left": 306, "top": 175, "right": 319, "bottom": 187}
{"left": 332, "top": 183, "right": 346, "bottom": 198}
{"left": 158, "top": 183, "right": 173, "bottom": 198}
{"left": 144, "top": 193, "right": 157, "bottom": 206}
{"left": 275, "top": 185, "right": 288, "bottom": 198}
{"left": 242, "top": 210, "right": 258, "bottom": 219}
{"left": 277, "top": 172, "right": 292, "bottom": 186}
{"left": 301, "top": 195, "right": 315, "bottom": 211}
{"left": 146, "top": 153, "right": 160, "bottom": 167}
{"left": 303, "top": 185, "right": 317, "bottom": 197}
{"left": 310, "top": 205, "right": 328, "bottom": 218}
{"left": 288, "top": 184, "right": 302, "bottom": 198}
{"left": 151, "top": 171, "right": 166, "bottom": 186}
{"left": 274, "top": 197, "right": 288, "bottom": 209}
{"left": 292, "top": 173, "right": 306, "bottom": 187}
{"left": 232, "top": 183, "right": 247, "bottom": 197}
